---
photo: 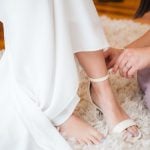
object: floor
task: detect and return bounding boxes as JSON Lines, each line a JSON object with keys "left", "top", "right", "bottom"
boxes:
{"left": 70, "top": 17, "right": 150, "bottom": 150}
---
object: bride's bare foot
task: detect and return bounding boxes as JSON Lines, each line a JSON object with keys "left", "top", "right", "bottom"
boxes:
{"left": 90, "top": 80, "right": 139, "bottom": 137}
{"left": 58, "top": 115, "right": 104, "bottom": 145}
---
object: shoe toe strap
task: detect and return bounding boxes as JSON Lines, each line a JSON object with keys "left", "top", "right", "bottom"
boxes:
{"left": 112, "top": 119, "right": 137, "bottom": 133}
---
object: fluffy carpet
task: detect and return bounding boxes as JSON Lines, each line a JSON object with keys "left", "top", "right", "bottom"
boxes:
{"left": 0, "top": 16, "right": 150, "bottom": 150}
{"left": 69, "top": 16, "right": 150, "bottom": 150}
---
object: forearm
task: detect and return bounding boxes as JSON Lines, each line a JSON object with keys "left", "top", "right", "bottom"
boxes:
{"left": 126, "top": 30, "right": 150, "bottom": 48}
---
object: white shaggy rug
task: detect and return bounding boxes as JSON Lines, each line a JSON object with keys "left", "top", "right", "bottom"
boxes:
{"left": 0, "top": 16, "right": 150, "bottom": 150}
{"left": 69, "top": 16, "right": 150, "bottom": 150}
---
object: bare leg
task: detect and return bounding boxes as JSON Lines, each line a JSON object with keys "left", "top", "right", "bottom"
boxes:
{"left": 75, "top": 50, "right": 138, "bottom": 136}
{"left": 59, "top": 51, "right": 107, "bottom": 145}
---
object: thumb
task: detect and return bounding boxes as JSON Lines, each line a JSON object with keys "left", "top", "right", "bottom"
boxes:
{"left": 104, "top": 50, "right": 110, "bottom": 58}
{"left": 108, "top": 59, "right": 116, "bottom": 69}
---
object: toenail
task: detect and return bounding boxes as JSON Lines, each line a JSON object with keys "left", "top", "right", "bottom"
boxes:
{"left": 128, "top": 133, "right": 133, "bottom": 137}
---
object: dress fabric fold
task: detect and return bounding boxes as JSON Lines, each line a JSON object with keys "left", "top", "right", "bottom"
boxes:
{"left": 0, "top": 0, "right": 109, "bottom": 149}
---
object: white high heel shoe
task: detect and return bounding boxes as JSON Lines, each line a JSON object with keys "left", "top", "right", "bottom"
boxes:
{"left": 87, "top": 74, "right": 142, "bottom": 142}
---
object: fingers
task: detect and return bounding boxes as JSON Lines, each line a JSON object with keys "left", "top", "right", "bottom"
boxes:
{"left": 104, "top": 48, "right": 123, "bottom": 70}
{"left": 122, "top": 64, "right": 131, "bottom": 78}
{"left": 104, "top": 50, "right": 111, "bottom": 68}
{"left": 119, "top": 63, "right": 137, "bottom": 78}
{"left": 127, "top": 67, "right": 137, "bottom": 78}
{"left": 107, "top": 58, "right": 116, "bottom": 69}
{"left": 113, "top": 51, "right": 126, "bottom": 73}
{"left": 105, "top": 48, "right": 137, "bottom": 78}
{"left": 103, "top": 50, "right": 110, "bottom": 59}
{"left": 113, "top": 49, "right": 137, "bottom": 77}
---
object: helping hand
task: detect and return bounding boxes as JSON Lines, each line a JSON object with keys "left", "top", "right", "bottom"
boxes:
{"left": 104, "top": 48, "right": 122, "bottom": 69}
{"left": 113, "top": 47, "right": 150, "bottom": 78}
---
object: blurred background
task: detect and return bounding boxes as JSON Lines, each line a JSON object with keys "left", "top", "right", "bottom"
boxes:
{"left": 0, "top": 23, "right": 4, "bottom": 50}
{"left": 94, "top": 0, "right": 140, "bottom": 19}
{"left": 0, "top": 0, "right": 149, "bottom": 50}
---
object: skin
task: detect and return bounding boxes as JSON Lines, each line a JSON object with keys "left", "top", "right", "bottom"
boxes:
{"left": 58, "top": 28, "right": 150, "bottom": 146}
{"left": 113, "top": 47, "right": 150, "bottom": 78}
{"left": 104, "top": 30, "right": 150, "bottom": 78}
{"left": 59, "top": 115, "right": 103, "bottom": 145}
{"left": 59, "top": 50, "right": 139, "bottom": 145}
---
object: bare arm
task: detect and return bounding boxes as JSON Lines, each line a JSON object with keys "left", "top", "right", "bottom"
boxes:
{"left": 113, "top": 30, "right": 150, "bottom": 77}
{"left": 104, "top": 30, "right": 150, "bottom": 70}
{"left": 126, "top": 30, "right": 150, "bottom": 48}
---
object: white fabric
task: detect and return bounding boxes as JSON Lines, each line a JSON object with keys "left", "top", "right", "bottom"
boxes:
{"left": 0, "top": 0, "right": 109, "bottom": 149}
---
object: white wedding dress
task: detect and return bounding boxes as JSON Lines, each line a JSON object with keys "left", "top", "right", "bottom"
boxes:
{"left": 0, "top": 0, "right": 109, "bottom": 149}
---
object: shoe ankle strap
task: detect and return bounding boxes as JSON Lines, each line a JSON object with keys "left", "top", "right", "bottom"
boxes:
{"left": 89, "top": 74, "right": 109, "bottom": 83}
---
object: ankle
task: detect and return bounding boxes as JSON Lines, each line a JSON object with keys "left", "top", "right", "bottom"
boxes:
{"left": 90, "top": 81, "right": 116, "bottom": 106}
{"left": 91, "top": 80, "right": 111, "bottom": 93}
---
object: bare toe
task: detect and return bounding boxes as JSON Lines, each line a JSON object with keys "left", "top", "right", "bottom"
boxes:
{"left": 91, "top": 130, "right": 104, "bottom": 141}
{"left": 89, "top": 136, "right": 100, "bottom": 144}
{"left": 122, "top": 130, "right": 131, "bottom": 140}
{"left": 77, "top": 139, "right": 85, "bottom": 145}
{"left": 59, "top": 115, "right": 103, "bottom": 145}
{"left": 127, "top": 126, "right": 139, "bottom": 137}
{"left": 78, "top": 137, "right": 93, "bottom": 145}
